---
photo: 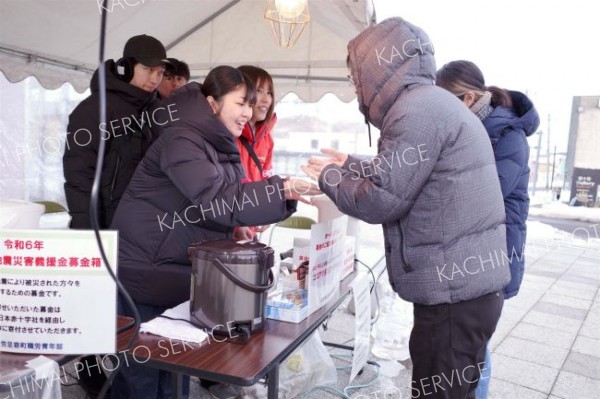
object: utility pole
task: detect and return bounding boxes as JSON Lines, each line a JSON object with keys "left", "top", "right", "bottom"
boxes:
{"left": 546, "top": 114, "right": 551, "bottom": 190}
{"left": 550, "top": 145, "right": 557, "bottom": 188}
{"left": 532, "top": 130, "right": 542, "bottom": 196}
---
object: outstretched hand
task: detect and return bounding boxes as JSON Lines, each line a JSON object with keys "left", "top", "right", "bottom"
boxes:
{"left": 320, "top": 148, "right": 348, "bottom": 167}
{"left": 283, "top": 178, "right": 321, "bottom": 204}
{"left": 301, "top": 148, "right": 349, "bottom": 181}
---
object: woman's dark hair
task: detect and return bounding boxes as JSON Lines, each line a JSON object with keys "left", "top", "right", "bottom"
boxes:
{"left": 436, "top": 60, "right": 512, "bottom": 108}
{"left": 237, "top": 65, "right": 275, "bottom": 126}
{"left": 201, "top": 65, "right": 256, "bottom": 105}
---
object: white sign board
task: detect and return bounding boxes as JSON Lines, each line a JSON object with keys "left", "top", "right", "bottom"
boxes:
{"left": 307, "top": 215, "right": 347, "bottom": 312}
{"left": 349, "top": 273, "right": 371, "bottom": 383}
{"left": 0, "top": 229, "right": 118, "bottom": 354}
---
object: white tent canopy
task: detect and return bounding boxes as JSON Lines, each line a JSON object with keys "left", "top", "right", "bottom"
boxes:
{"left": 0, "top": 0, "right": 376, "bottom": 101}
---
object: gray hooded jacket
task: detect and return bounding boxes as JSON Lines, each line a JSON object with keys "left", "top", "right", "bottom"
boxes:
{"left": 319, "top": 18, "right": 510, "bottom": 305}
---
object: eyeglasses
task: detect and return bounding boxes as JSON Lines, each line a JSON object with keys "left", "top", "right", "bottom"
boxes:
{"left": 347, "top": 74, "right": 355, "bottom": 85}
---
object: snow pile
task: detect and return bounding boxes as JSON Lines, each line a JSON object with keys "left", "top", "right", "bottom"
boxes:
{"left": 529, "top": 201, "right": 600, "bottom": 223}
{"left": 525, "top": 220, "right": 600, "bottom": 254}
{"left": 526, "top": 220, "right": 562, "bottom": 240}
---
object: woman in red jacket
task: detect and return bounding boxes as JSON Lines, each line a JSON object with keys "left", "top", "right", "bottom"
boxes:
{"left": 235, "top": 65, "right": 277, "bottom": 240}
{"left": 237, "top": 65, "right": 276, "bottom": 181}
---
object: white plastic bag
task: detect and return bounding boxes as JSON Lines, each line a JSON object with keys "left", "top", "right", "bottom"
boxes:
{"left": 278, "top": 331, "right": 337, "bottom": 398}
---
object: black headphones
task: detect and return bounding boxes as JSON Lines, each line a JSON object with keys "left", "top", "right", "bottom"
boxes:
{"left": 115, "top": 57, "right": 136, "bottom": 82}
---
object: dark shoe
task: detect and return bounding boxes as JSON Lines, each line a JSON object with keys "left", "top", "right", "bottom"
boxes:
{"left": 200, "top": 379, "right": 219, "bottom": 389}
{"left": 209, "top": 384, "right": 240, "bottom": 399}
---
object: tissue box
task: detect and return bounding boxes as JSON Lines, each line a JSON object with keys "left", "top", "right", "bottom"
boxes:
{"left": 266, "top": 289, "right": 308, "bottom": 323}
{"left": 278, "top": 261, "right": 308, "bottom": 291}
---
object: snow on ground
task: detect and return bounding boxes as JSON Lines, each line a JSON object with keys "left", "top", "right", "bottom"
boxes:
{"left": 529, "top": 201, "right": 600, "bottom": 223}
{"left": 527, "top": 220, "right": 563, "bottom": 240}
{"left": 526, "top": 220, "right": 600, "bottom": 254}
{"left": 529, "top": 190, "right": 600, "bottom": 223}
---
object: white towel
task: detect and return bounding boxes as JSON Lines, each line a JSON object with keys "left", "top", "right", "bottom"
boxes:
{"left": 25, "top": 355, "right": 62, "bottom": 399}
{"left": 140, "top": 301, "right": 208, "bottom": 343}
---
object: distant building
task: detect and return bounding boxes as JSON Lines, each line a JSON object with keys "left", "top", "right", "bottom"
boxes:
{"left": 566, "top": 96, "right": 600, "bottom": 207}
{"left": 271, "top": 101, "right": 377, "bottom": 176}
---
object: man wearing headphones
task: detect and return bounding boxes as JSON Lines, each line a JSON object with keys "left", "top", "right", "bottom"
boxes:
{"left": 63, "top": 34, "right": 168, "bottom": 230}
{"left": 62, "top": 34, "right": 168, "bottom": 397}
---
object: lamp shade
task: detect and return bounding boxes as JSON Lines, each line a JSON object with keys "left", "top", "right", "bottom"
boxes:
{"left": 264, "top": 0, "right": 310, "bottom": 49}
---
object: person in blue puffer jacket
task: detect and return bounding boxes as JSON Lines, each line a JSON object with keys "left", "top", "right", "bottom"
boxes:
{"left": 437, "top": 60, "right": 540, "bottom": 399}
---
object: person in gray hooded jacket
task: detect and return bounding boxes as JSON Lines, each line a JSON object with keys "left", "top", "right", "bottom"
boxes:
{"left": 303, "top": 17, "right": 510, "bottom": 399}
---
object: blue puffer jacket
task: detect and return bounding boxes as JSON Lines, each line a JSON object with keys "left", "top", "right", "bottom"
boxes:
{"left": 483, "top": 91, "right": 539, "bottom": 299}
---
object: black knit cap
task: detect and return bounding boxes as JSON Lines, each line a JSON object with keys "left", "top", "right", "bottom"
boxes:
{"left": 123, "top": 34, "right": 169, "bottom": 67}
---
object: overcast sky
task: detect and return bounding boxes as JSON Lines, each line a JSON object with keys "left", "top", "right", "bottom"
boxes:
{"left": 373, "top": 0, "right": 600, "bottom": 152}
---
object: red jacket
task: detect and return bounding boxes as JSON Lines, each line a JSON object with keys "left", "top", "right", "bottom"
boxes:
{"left": 236, "top": 114, "right": 276, "bottom": 182}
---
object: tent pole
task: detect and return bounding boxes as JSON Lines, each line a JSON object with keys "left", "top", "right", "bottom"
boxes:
{"left": 165, "top": 0, "right": 241, "bottom": 51}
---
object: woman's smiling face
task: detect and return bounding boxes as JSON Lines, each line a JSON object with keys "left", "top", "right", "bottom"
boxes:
{"left": 251, "top": 80, "right": 273, "bottom": 123}
{"left": 208, "top": 85, "right": 253, "bottom": 137}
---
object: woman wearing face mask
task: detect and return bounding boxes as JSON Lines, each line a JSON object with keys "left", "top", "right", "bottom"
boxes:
{"left": 232, "top": 65, "right": 278, "bottom": 241}
{"left": 436, "top": 60, "right": 540, "bottom": 399}
{"left": 110, "top": 65, "right": 319, "bottom": 399}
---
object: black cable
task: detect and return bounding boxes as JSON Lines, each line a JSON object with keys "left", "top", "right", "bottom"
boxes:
{"left": 355, "top": 258, "right": 376, "bottom": 293}
{"left": 370, "top": 255, "right": 388, "bottom": 325}
{"left": 60, "top": 369, "right": 92, "bottom": 399}
{"left": 373, "top": 255, "right": 387, "bottom": 281}
{"left": 355, "top": 256, "right": 386, "bottom": 325}
{"left": 60, "top": 382, "right": 81, "bottom": 387}
{"left": 92, "top": 2, "right": 141, "bottom": 398}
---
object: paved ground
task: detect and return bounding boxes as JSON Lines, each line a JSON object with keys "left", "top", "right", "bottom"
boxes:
{"left": 59, "top": 217, "right": 600, "bottom": 398}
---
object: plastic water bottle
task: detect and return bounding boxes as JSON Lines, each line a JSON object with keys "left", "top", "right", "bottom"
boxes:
{"left": 371, "top": 279, "right": 413, "bottom": 361}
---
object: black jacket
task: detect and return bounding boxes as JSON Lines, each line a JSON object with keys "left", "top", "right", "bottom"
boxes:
{"left": 63, "top": 60, "right": 156, "bottom": 229}
{"left": 110, "top": 83, "right": 297, "bottom": 307}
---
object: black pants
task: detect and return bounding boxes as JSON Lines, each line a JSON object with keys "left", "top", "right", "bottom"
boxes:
{"left": 409, "top": 291, "right": 503, "bottom": 399}
{"left": 111, "top": 298, "right": 190, "bottom": 399}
